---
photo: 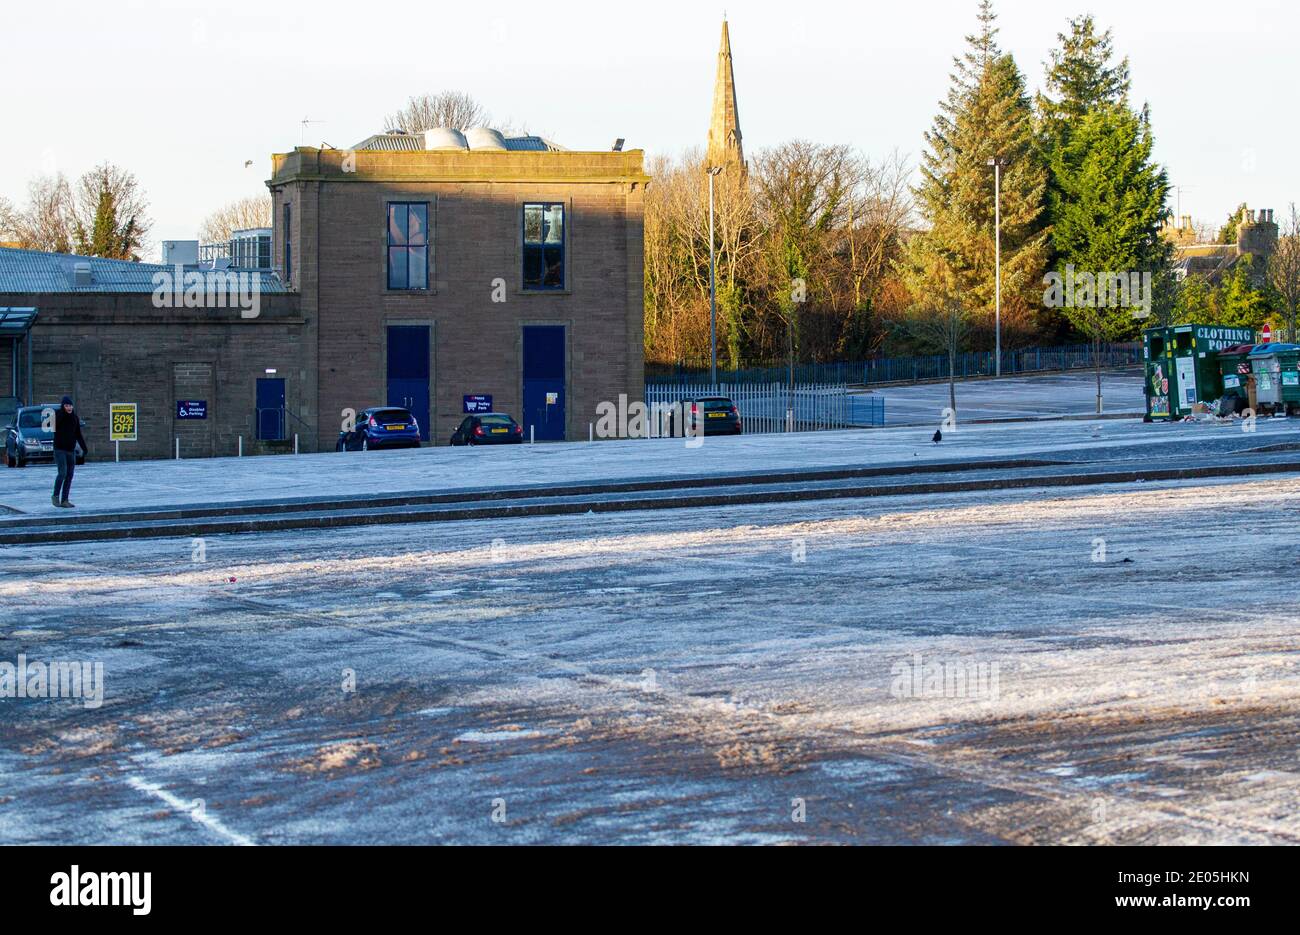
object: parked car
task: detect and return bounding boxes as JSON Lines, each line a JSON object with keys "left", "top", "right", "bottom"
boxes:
{"left": 4, "top": 404, "right": 87, "bottom": 468}
{"left": 668, "top": 396, "right": 743, "bottom": 437}
{"left": 336, "top": 407, "right": 422, "bottom": 451}
{"left": 449, "top": 412, "right": 524, "bottom": 446}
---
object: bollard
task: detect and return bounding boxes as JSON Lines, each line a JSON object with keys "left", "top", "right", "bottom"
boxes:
{"left": 294, "top": 433, "right": 299, "bottom": 455}
{"left": 530, "top": 425, "right": 534, "bottom": 445}
{"left": 238, "top": 436, "right": 242, "bottom": 457}
{"left": 589, "top": 423, "right": 594, "bottom": 443}
{"left": 175, "top": 437, "right": 180, "bottom": 459}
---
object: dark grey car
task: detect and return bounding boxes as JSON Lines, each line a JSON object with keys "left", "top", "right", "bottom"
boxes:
{"left": 4, "top": 404, "right": 86, "bottom": 468}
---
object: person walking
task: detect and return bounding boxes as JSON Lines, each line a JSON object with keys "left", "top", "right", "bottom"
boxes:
{"left": 52, "top": 396, "right": 87, "bottom": 508}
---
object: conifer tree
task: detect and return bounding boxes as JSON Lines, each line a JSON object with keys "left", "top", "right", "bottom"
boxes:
{"left": 1039, "top": 14, "right": 1169, "bottom": 404}
{"left": 902, "top": 1, "right": 1050, "bottom": 341}
{"left": 1037, "top": 15, "right": 1131, "bottom": 145}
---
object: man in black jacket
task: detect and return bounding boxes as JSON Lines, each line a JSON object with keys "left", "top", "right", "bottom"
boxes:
{"left": 52, "top": 396, "right": 87, "bottom": 508}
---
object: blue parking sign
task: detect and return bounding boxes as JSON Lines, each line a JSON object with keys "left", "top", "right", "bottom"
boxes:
{"left": 177, "top": 400, "right": 207, "bottom": 419}
{"left": 463, "top": 394, "right": 492, "bottom": 413}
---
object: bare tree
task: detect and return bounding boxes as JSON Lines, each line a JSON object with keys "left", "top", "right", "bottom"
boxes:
{"left": 0, "top": 195, "right": 19, "bottom": 242}
{"left": 843, "top": 151, "right": 913, "bottom": 312}
{"left": 894, "top": 258, "right": 972, "bottom": 416}
{"left": 13, "top": 174, "right": 75, "bottom": 253}
{"left": 199, "top": 195, "right": 273, "bottom": 243}
{"left": 386, "top": 91, "right": 489, "bottom": 133}
{"left": 1269, "top": 203, "right": 1300, "bottom": 341}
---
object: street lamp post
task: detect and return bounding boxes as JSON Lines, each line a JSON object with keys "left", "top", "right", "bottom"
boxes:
{"left": 987, "top": 156, "right": 1005, "bottom": 377}
{"left": 707, "top": 166, "right": 723, "bottom": 386}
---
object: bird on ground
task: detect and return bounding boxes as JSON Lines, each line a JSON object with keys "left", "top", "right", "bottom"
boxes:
{"left": 932, "top": 429, "right": 942, "bottom": 444}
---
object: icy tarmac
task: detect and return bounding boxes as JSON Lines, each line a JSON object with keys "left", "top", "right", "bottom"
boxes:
{"left": 2, "top": 473, "right": 1298, "bottom": 844}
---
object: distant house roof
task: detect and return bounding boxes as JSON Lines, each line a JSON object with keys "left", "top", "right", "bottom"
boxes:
{"left": 0, "top": 247, "right": 287, "bottom": 294}
{"left": 350, "top": 130, "right": 566, "bottom": 153}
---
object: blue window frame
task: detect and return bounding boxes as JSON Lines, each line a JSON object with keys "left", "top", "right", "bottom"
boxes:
{"left": 387, "top": 203, "right": 429, "bottom": 290}
{"left": 523, "top": 202, "right": 564, "bottom": 290}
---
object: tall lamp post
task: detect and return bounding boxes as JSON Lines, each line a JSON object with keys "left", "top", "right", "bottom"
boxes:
{"left": 987, "top": 156, "right": 1006, "bottom": 377}
{"left": 707, "top": 165, "right": 723, "bottom": 386}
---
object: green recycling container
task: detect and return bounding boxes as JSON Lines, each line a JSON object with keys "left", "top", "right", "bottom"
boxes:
{"left": 1143, "top": 325, "right": 1255, "bottom": 420}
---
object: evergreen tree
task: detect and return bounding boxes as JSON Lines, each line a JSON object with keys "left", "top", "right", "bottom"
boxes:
{"left": 1037, "top": 15, "right": 1131, "bottom": 145}
{"left": 1212, "top": 258, "right": 1272, "bottom": 329}
{"left": 902, "top": 1, "right": 1050, "bottom": 335}
{"left": 1046, "top": 105, "right": 1170, "bottom": 410}
{"left": 1173, "top": 273, "right": 1214, "bottom": 324}
{"left": 1217, "top": 203, "right": 1248, "bottom": 245}
{"left": 1038, "top": 13, "right": 1169, "bottom": 396}
{"left": 1048, "top": 105, "right": 1171, "bottom": 341}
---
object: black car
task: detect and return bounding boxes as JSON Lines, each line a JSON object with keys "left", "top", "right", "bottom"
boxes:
{"left": 669, "top": 396, "right": 743, "bottom": 437}
{"left": 450, "top": 412, "right": 524, "bottom": 446}
{"left": 4, "top": 404, "right": 86, "bottom": 468}
{"left": 336, "top": 407, "right": 422, "bottom": 451}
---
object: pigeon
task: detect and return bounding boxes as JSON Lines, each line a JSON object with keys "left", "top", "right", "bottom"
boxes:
{"left": 932, "top": 429, "right": 942, "bottom": 444}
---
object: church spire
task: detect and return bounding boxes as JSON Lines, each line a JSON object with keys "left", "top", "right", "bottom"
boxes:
{"left": 706, "top": 18, "right": 743, "bottom": 171}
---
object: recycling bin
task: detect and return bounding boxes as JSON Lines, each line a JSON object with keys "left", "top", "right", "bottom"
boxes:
{"left": 1249, "top": 343, "right": 1300, "bottom": 414}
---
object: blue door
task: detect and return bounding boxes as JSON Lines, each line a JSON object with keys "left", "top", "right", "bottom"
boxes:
{"left": 256, "top": 378, "right": 285, "bottom": 440}
{"left": 387, "top": 326, "right": 430, "bottom": 440}
{"left": 522, "top": 325, "right": 565, "bottom": 441}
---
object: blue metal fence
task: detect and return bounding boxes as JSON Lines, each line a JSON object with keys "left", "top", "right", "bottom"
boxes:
{"left": 647, "top": 342, "right": 1141, "bottom": 387}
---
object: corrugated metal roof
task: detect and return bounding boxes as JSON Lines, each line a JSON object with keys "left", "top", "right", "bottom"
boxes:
{"left": 0, "top": 247, "right": 287, "bottom": 294}
{"left": 350, "top": 132, "right": 566, "bottom": 152}
{"left": 0, "top": 307, "right": 38, "bottom": 335}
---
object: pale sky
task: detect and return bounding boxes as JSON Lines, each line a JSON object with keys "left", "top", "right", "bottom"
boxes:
{"left": 1, "top": 0, "right": 1292, "bottom": 254}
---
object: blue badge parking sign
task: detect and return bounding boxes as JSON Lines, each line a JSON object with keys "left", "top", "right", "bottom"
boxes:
{"left": 177, "top": 400, "right": 207, "bottom": 420}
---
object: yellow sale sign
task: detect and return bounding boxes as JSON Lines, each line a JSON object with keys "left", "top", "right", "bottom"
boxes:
{"left": 110, "top": 403, "right": 137, "bottom": 442}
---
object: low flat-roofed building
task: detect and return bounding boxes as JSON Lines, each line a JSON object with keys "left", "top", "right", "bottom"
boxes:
{"left": 0, "top": 246, "right": 302, "bottom": 459}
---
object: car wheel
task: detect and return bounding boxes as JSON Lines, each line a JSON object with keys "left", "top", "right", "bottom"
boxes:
{"left": 76, "top": 456, "right": 85, "bottom": 466}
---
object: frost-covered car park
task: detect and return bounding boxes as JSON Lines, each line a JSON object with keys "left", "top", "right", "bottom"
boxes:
{"left": 2, "top": 412, "right": 1300, "bottom": 845}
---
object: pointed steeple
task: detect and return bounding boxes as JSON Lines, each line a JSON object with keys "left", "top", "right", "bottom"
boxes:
{"left": 706, "top": 19, "right": 743, "bottom": 172}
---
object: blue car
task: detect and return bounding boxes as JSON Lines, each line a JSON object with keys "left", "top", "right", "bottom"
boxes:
{"left": 336, "top": 407, "right": 422, "bottom": 451}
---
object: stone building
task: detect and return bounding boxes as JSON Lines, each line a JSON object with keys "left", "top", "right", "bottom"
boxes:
{"left": 0, "top": 249, "right": 297, "bottom": 459}
{"left": 0, "top": 127, "right": 648, "bottom": 459}
{"left": 1162, "top": 205, "right": 1279, "bottom": 286}
{"left": 270, "top": 128, "right": 647, "bottom": 449}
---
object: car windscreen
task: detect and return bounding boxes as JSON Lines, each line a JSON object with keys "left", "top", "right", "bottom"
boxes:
{"left": 479, "top": 414, "right": 513, "bottom": 425}
{"left": 18, "top": 411, "right": 47, "bottom": 428}
{"left": 698, "top": 399, "right": 734, "bottom": 411}
{"left": 372, "top": 409, "right": 412, "bottom": 423}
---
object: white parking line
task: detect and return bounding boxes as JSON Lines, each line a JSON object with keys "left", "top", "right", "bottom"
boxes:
{"left": 125, "top": 775, "right": 257, "bottom": 846}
